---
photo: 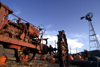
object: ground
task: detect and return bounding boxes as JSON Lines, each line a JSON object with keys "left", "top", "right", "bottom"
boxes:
{"left": 0, "top": 45, "right": 79, "bottom": 67}
{"left": 0, "top": 54, "right": 79, "bottom": 67}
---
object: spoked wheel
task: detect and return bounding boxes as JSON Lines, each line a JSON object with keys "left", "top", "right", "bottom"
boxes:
{"left": 14, "top": 49, "right": 36, "bottom": 62}
{"left": 57, "top": 30, "right": 68, "bottom": 67}
{"left": 26, "top": 53, "right": 36, "bottom": 62}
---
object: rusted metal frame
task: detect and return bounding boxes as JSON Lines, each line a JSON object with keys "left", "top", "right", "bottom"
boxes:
{"left": 58, "top": 30, "right": 69, "bottom": 67}
{"left": 0, "top": 2, "right": 13, "bottom": 14}
{"left": 8, "top": 21, "right": 23, "bottom": 30}
{"left": 39, "top": 35, "right": 43, "bottom": 51}
{"left": 0, "top": 7, "right": 5, "bottom": 23}
{"left": 14, "top": 49, "right": 20, "bottom": 62}
{"left": 0, "top": 8, "right": 9, "bottom": 30}
{"left": 20, "top": 23, "right": 27, "bottom": 40}
{"left": 3, "top": 44, "right": 21, "bottom": 49}
{"left": 61, "top": 31, "right": 66, "bottom": 67}
{"left": 0, "top": 34, "right": 40, "bottom": 50}
{"left": 11, "top": 14, "right": 37, "bottom": 28}
{"left": 62, "top": 31, "right": 69, "bottom": 63}
{"left": 58, "top": 31, "right": 65, "bottom": 67}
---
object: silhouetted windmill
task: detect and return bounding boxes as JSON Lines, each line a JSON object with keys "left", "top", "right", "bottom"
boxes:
{"left": 81, "top": 12, "right": 100, "bottom": 51}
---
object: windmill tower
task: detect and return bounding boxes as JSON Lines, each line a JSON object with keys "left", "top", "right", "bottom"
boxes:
{"left": 81, "top": 12, "right": 100, "bottom": 51}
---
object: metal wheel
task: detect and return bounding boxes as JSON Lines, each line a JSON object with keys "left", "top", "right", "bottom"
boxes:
{"left": 14, "top": 48, "right": 36, "bottom": 62}
{"left": 23, "top": 48, "right": 37, "bottom": 62}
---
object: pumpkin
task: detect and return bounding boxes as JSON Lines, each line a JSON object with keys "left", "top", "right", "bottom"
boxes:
{"left": 34, "top": 57, "right": 36, "bottom": 60}
{"left": 84, "top": 57, "right": 88, "bottom": 61}
{"left": 19, "top": 55, "right": 28, "bottom": 61}
{"left": 49, "top": 58, "right": 55, "bottom": 64}
{"left": 76, "top": 55, "right": 82, "bottom": 60}
{"left": 40, "top": 56, "right": 45, "bottom": 60}
{"left": 46, "top": 57, "right": 49, "bottom": 60}
{"left": 68, "top": 55, "right": 73, "bottom": 60}
{"left": 0, "top": 55, "right": 7, "bottom": 65}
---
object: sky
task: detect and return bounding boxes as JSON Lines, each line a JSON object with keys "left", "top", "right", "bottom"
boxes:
{"left": 1, "top": 0, "right": 100, "bottom": 54}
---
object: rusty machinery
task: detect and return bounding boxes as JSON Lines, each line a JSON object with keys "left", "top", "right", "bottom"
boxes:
{"left": 57, "top": 30, "right": 69, "bottom": 67}
{"left": 0, "top": 2, "right": 68, "bottom": 66}
{"left": 0, "top": 2, "right": 50, "bottom": 62}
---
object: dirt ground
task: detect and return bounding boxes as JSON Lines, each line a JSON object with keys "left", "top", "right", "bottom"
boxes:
{"left": 0, "top": 57, "right": 59, "bottom": 67}
{"left": 0, "top": 53, "right": 80, "bottom": 67}
{"left": 0, "top": 45, "right": 79, "bottom": 67}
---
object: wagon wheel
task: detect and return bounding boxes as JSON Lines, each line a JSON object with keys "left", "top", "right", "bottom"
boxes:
{"left": 18, "top": 53, "right": 36, "bottom": 62}
{"left": 22, "top": 48, "right": 37, "bottom": 62}
{"left": 27, "top": 53, "right": 36, "bottom": 62}
{"left": 14, "top": 49, "right": 36, "bottom": 62}
{"left": 57, "top": 30, "right": 68, "bottom": 67}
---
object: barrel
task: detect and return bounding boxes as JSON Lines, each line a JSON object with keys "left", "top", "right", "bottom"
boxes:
{"left": 0, "top": 55, "right": 7, "bottom": 65}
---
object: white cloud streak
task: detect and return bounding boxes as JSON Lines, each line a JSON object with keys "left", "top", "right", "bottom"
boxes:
{"left": 69, "top": 49, "right": 80, "bottom": 54}
{"left": 43, "top": 35, "right": 84, "bottom": 49}
{"left": 44, "top": 31, "right": 58, "bottom": 36}
{"left": 14, "top": 8, "right": 21, "bottom": 15}
{"left": 67, "top": 39, "right": 84, "bottom": 49}
{"left": 45, "top": 24, "right": 52, "bottom": 28}
{"left": 47, "top": 25, "right": 52, "bottom": 28}
{"left": 43, "top": 35, "right": 57, "bottom": 48}
{"left": 74, "top": 33, "right": 87, "bottom": 38}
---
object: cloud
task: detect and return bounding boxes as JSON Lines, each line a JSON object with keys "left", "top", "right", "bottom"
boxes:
{"left": 14, "top": 8, "right": 21, "bottom": 15}
{"left": 43, "top": 30, "right": 85, "bottom": 54}
{"left": 67, "top": 39, "right": 84, "bottom": 49}
{"left": 45, "top": 24, "right": 52, "bottom": 28}
{"left": 44, "top": 31, "right": 58, "bottom": 36}
{"left": 43, "top": 35, "right": 84, "bottom": 49}
{"left": 47, "top": 25, "right": 51, "bottom": 28}
{"left": 69, "top": 49, "right": 80, "bottom": 54}
{"left": 74, "top": 33, "right": 87, "bottom": 38}
{"left": 43, "top": 35, "right": 57, "bottom": 48}
{"left": 96, "top": 35, "right": 100, "bottom": 41}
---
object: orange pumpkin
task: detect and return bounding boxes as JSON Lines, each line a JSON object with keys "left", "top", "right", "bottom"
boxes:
{"left": 0, "top": 55, "right": 7, "bottom": 65}
{"left": 76, "top": 55, "right": 82, "bottom": 60}
{"left": 49, "top": 58, "right": 55, "bottom": 64}
{"left": 84, "top": 57, "right": 88, "bottom": 61}
{"left": 68, "top": 55, "right": 73, "bottom": 60}
{"left": 34, "top": 57, "right": 36, "bottom": 60}
{"left": 40, "top": 56, "right": 45, "bottom": 60}
{"left": 46, "top": 57, "right": 49, "bottom": 60}
{"left": 19, "top": 55, "right": 28, "bottom": 61}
